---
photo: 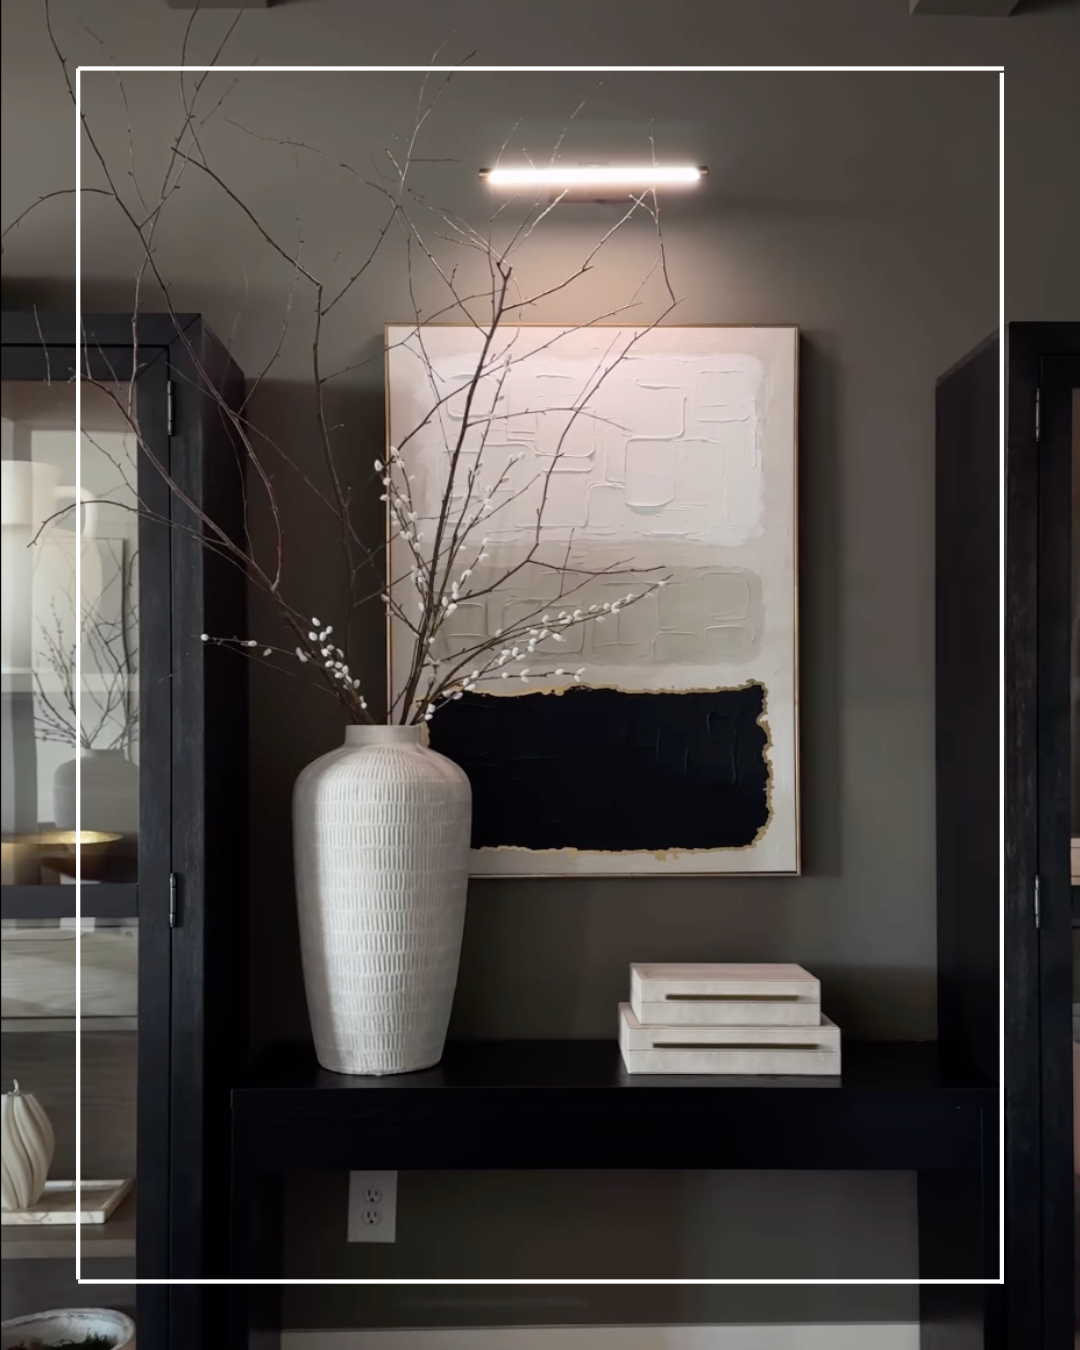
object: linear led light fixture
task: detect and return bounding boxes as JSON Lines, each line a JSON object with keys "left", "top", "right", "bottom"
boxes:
{"left": 480, "top": 165, "right": 707, "bottom": 189}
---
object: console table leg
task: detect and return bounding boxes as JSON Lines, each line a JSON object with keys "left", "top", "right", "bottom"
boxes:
{"left": 917, "top": 1167, "right": 988, "bottom": 1278}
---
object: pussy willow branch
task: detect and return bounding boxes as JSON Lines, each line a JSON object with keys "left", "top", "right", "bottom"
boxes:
{"left": 385, "top": 181, "right": 679, "bottom": 718}
{"left": 397, "top": 290, "right": 677, "bottom": 716}
{"left": 87, "top": 377, "right": 367, "bottom": 715}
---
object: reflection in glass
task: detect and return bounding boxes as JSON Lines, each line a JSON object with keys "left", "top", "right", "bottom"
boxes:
{"left": 1073, "top": 392, "right": 1080, "bottom": 875}
{"left": 1, "top": 382, "right": 140, "bottom": 884}
{"left": 1, "top": 914, "right": 139, "bottom": 1267}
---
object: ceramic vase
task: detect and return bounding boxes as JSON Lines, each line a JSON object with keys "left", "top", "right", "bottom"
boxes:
{"left": 0, "top": 1308, "right": 135, "bottom": 1350}
{"left": 292, "top": 724, "right": 472, "bottom": 1075}
{"left": 1, "top": 1082, "right": 54, "bottom": 1211}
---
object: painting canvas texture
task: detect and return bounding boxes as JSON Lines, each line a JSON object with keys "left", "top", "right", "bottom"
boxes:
{"left": 386, "top": 325, "right": 798, "bottom": 875}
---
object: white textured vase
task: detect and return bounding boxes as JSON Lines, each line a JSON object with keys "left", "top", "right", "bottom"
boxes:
{"left": 293, "top": 724, "right": 472, "bottom": 1076}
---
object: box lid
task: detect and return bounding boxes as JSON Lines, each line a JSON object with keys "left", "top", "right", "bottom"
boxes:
{"left": 631, "top": 963, "right": 819, "bottom": 1000}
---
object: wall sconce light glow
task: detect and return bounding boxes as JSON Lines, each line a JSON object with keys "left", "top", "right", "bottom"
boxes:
{"left": 480, "top": 165, "right": 707, "bottom": 189}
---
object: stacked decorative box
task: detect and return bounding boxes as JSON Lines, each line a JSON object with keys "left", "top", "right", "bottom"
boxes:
{"left": 618, "top": 963, "right": 841, "bottom": 1075}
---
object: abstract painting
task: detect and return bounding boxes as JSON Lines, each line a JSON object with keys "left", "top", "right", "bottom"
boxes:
{"left": 386, "top": 324, "right": 799, "bottom": 875}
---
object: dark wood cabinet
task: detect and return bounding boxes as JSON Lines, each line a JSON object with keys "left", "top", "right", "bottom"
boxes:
{"left": 1005, "top": 322, "right": 1080, "bottom": 1350}
{"left": 1, "top": 313, "right": 247, "bottom": 1347}
{"left": 925, "top": 332, "right": 1004, "bottom": 1350}
{"left": 934, "top": 322, "right": 1080, "bottom": 1350}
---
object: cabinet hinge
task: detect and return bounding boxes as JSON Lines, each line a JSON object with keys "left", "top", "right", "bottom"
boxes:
{"left": 166, "top": 378, "right": 175, "bottom": 437}
{"left": 1034, "top": 387, "right": 1040, "bottom": 444}
{"left": 169, "top": 872, "right": 178, "bottom": 928}
{"left": 1033, "top": 874, "right": 1041, "bottom": 930}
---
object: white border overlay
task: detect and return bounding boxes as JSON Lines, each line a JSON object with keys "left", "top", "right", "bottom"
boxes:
{"left": 72, "top": 63, "right": 1005, "bottom": 1289}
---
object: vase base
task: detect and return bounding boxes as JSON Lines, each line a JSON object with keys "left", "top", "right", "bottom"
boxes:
{"left": 315, "top": 1052, "right": 444, "bottom": 1078}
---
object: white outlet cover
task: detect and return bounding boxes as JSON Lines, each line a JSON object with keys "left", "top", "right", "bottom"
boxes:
{"left": 347, "top": 1170, "right": 397, "bottom": 1243}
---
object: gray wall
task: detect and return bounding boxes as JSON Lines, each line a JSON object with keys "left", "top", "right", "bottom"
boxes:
{"left": 283, "top": 1169, "right": 917, "bottom": 1290}
{"left": 278, "top": 1327, "right": 920, "bottom": 1349}
{"left": 2, "top": 0, "right": 1078, "bottom": 1300}
{"left": 283, "top": 1275, "right": 922, "bottom": 1336}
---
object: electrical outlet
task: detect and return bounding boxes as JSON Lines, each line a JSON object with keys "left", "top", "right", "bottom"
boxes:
{"left": 347, "top": 1170, "right": 397, "bottom": 1243}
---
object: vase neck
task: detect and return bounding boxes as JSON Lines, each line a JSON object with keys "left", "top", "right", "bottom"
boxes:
{"left": 343, "top": 724, "right": 423, "bottom": 749}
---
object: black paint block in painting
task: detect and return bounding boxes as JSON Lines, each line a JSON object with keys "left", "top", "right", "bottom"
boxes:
{"left": 427, "top": 685, "right": 770, "bottom": 853}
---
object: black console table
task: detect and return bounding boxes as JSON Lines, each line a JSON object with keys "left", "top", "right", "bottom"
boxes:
{"left": 227, "top": 1038, "right": 997, "bottom": 1347}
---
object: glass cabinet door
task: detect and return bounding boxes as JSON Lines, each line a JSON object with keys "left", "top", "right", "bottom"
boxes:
{"left": 1069, "top": 385, "right": 1080, "bottom": 1340}
{"left": 1, "top": 374, "right": 142, "bottom": 1277}
{"left": 1072, "top": 388, "right": 1080, "bottom": 886}
{"left": 1, "top": 380, "right": 140, "bottom": 887}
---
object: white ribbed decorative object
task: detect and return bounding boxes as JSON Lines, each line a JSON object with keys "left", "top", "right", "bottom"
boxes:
{"left": 1, "top": 1082, "right": 55, "bottom": 1211}
{"left": 293, "top": 724, "right": 472, "bottom": 1075}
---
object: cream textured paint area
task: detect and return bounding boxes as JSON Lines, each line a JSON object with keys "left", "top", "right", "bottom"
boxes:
{"left": 387, "top": 326, "right": 798, "bottom": 875}
{"left": 292, "top": 726, "right": 472, "bottom": 1075}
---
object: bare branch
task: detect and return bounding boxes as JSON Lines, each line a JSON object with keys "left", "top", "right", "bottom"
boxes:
{"left": 15, "top": 25, "right": 679, "bottom": 727}
{"left": 1, "top": 187, "right": 113, "bottom": 243}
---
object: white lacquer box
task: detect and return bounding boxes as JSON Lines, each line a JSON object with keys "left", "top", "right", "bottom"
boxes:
{"left": 618, "top": 1003, "right": 841, "bottom": 1076}
{"left": 629, "top": 962, "right": 821, "bottom": 1027}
